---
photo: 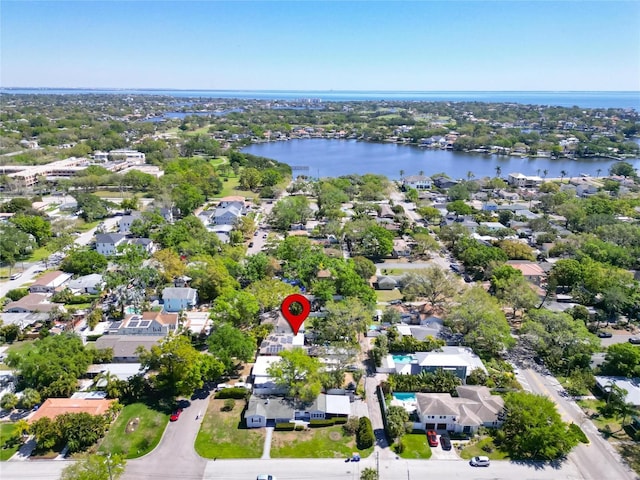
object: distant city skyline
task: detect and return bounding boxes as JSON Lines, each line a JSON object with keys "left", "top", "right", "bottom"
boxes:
{"left": 2, "top": 1, "right": 639, "bottom": 91}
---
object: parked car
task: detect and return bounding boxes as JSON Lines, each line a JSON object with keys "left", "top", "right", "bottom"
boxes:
{"left": 9, "top": 272, "right": 22, "bottom": 280}
{"left": 439, "top": 434, "right": 452, "bottom": 450}
{"left": 249, "top": 242, "right": 254, "bottom": 247}
{"left": 257, "top": 475, "right": 276, "bottom": 480}
{"left": 170, "top": 408, "right": 183, "bottom": 421}
{"left": 597, "top": 332, "right": 613, "bottom": 338}
{"left": 629, "top": 338, "right": 640, "bottom": 345}
{"left": 470, "top": 456, "right": 490, "bottom": 467}
{"left": 426, "top": 430, "right": 438, "bottom": 447}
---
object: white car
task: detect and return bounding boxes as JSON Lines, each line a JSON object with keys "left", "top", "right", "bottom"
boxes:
{"left": 257, "top": 476, "right": 276, "bottom": 480}
{"left": 470, "top": 456, "right": 490, "bottom": 467}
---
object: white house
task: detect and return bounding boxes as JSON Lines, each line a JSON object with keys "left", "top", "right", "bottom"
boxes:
{"left": 213, "top": 205, "right": 242, "bottom": 225}
{"left": 108, "top": 311, "right": 179, "bottom": 336}
{"left": 95, "top": 233, "right": 127, "bottom": 256}
{"left": 161, "top": 287, "right": 198, "bottom": 312}
{"left": 68, "top": 274, "right": 105, "bottom": 294}
{"left": 507, "top": 173, "right": 543, "bottom": 188}
{"left": 416, "top": 385, "right": 504, "bottom": 433}
{"left": 119, "top": 212, "right": 142, "bottom": 234}
{"left": 251, "top": 356, "right": 288, "bottom": 395}
{"left": 402, "top": 175, "right": 432, "bottom": 190}
{"left": 218, "top": 196, "right": 246, "bottom": 212}
{"left": 245, "top": 393, "right": 351, "bottom": 428}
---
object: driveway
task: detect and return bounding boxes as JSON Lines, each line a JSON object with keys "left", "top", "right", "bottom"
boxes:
{"left": 120, "top": 389, "right": 213, "bottom": 480}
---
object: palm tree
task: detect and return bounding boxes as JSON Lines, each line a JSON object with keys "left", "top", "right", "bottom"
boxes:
{"left": 467, "top": 171, "right": 475, "bottom": 181}
{"left": 419, "top": 170, "right": 424, "bottom": 177}
{"left": 560, "top": 170, "right": 567, "bottom": 183}
{"left": 543, "top": 169, "right": 548, "bottom": 179}
{"left": 399, "top": 169, "right": 405, "bottom": 179}
{"left": 596, "top": 168, "right": 602, "bottom": 178}
{"left": 495, "top": 166, "right": 502, "bottom": 178}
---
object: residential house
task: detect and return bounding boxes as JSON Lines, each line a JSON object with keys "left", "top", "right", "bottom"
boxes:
{"left": 507, "top": 173, "right": 543, "bottom": 188}
{"left": 507, "top": 261, "right": 546, "bottom": 286}
{"left": 379, "top": 346, "right": 487, "bottom": 381}
{"left": 95, "top": 233, "right": 127, "bottom": 256}
{"left": 4, "top": 293, "right": 63, "bottom": 314}
{"left": 252, "top": 355, "right": 289, "bottom": 395}
{"left": 68, "top": 274, "right": 105, "bottom": 294}
{"left": 482, "top": 201, "right": 499, "bottom": 212}
{"left": 128, "top": 237, "right": 155, "bottom": 255}
{"left": 0, "top": 312, "right": 49, "bottom": 329}
{"left": 392, "top": 238, "right": 412, "bottom": 258}
{"left": 28, "top": 271, "right": 72, "bottom": 294}
{"left": 213, "top": 205, "right": 242, "bottom": 225}
{"left": 94, "top": 335, "right": 164, "bottom": 362}
{"left": 218, "top": 196, "right": 246, "bottom": 211}
{"left": 119, "top": 211, "right": 142, "bottom": 234}
{"left": 245, "top": 393, "right": 351, "bottom": 428}
{"left": 415, "top": 385, "right": 504, "bottom": 433}
{"left": 479, "top": 222, "right": 506, "bottom": 232}
{"left": 28, "top": 398, "right": 116, "bottom": 423}
{"left": 161, "top": 287, "right": 198, "bottom": 312}
{"left": 108, "top": 311, "right": 179, "bottom": 336}
{"left": 595, "top": 377, "right": 640, "bottom": 407}
{"left": 402, "top": 175, "right": 432, "bottom": 190}
{"left": 433, "top": 176, "right": 459, "bottom": 189}
{"left": 374, "top": 275, "right": 399, "bottom": 290}
{"left": 379, "top": 204, "right": 395, "bottom": 219}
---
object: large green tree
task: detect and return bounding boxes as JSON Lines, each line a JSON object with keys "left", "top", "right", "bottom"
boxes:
{"left": 207, "top": 323, "right": 256, "bottom": 373}
{"left": 402, "top": 266, "right": 459, "bottom": 307}
{"left": 61, "top": 453, "right": 126, "bottom": 480}
{"left": 313, "top": 298, "right": 371, "bottom": 346}
{"left": 267, "top": 347, "right": 323, "bottom": 402}
{"left": 61, "top": 249, "right": 108, "bottom": 276}
{"left": 501, "top": 392, "right": 579, "bottom": 460}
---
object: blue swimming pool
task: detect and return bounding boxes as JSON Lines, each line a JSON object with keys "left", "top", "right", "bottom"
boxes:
{"left": 393, "top": 392, "right": 417, "bottom": 402}
{"left": 392, "top": 354, "right": 415, "bottom": 363}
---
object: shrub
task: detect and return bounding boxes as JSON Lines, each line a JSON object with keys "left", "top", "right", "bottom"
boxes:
{"left": 6, "top": 288, "right": 29, "bottom": 302}
{"left": 294, "top": 424, "right": 305, "bottom": 431}
{"left": 343, "top": 416, "right": 359, "bottom": 436}
{"left": 221, "top": 399, "right": 235, "bottom": 412}
{"left": 1, "top": 392, "right": 18, "bottom": 410}
{"left": 357, "top": 417, "right": 374, "bottom": 449}
{"left": 215, "top": 387, "right": 249, "bottom": 399}
{"left": 393, "top": 438, "right": 405, "bottom": 454}
{"left": 309, "top": 418, "right": 335, "bottom": 427}
{"left": 275, "top": 422, "right": 295, "bottom": 431}
{"left": 333, "top": 417, "right": 348, "bottom": 425}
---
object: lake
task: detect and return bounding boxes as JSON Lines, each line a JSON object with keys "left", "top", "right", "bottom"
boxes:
{"left": 243, "top": 139, "right": 640, "bottom": 180}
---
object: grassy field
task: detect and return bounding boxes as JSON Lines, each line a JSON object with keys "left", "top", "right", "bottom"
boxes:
{"left": 99, "top": 403, "right": 168, "bottom": 459}
{"left": 375, "top": 289, "right": 403, "bottom": 302}
{"left": 576, "top": 399, "right": 631, "bottom": 440}
{"left": 195, "top": 398, "right": 264, "bottom": 458}
{"left": 270, "top": 425, "right": 373, "bottom": 459}
{"left": 76, "top": 220, "right": 101, "bottom": 232}
{"left": 459, "top": 437, "right": 509, "bottom": 460}
{"left": 6, "top": 340, "right": 36, "bottom": 356}
{"left": 0, "top": 423, "right": 19, "bottom": 461}
{"left": 216, "top": 176, "right": 258, "bottom": 200}
{"left": 395, "top": 433, "right": 432, "bottom": 459}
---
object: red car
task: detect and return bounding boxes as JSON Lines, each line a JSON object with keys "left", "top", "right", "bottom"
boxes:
{"left": 426, "top": 430, "right": 438, "bottom": 447}
{"left": 170, "top": 408, "right": 183, "bottom": 422}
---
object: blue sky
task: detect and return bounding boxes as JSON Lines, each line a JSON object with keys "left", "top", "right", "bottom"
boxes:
{"left": 2, "top": 1, "right": 639, "bottom": 91}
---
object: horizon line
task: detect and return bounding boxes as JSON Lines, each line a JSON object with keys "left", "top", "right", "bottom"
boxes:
{"left": 1, "top": 87, "right": 639, "bottom": 94}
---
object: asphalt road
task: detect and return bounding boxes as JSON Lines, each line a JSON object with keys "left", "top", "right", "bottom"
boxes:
{"left": 519, "top": 367, "right": 638, "bottom": 480}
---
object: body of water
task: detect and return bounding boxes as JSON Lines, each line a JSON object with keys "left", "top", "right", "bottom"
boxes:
{"left": 243, "top": 139, "right": 640, "bottom": 180}
{"left": 1, "top": 89, "right": 638, "bottom": 109}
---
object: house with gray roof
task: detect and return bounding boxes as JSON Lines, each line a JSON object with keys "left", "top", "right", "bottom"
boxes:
{"left": 119, "top": 211, "right": 142, "bottom": 234}
{"left": 213, "top": 205, "right": 242, "bottom": 225}
{"left": 416, "top": 385, "right": 504, "bottom": 433}
{"left": 161, "top": 287, "right": 198, "bottom": 312}
{"left": 94, "top": 335, "right": 164, "bottom": 362}
{"left": 245, "top": 393, "right": 351, "bottom": 428}
{"left": 95, "top": 233, "right": 127, "bottom": 256}
{"left": 68, "top": 274, "right": 105, "bottom": 294}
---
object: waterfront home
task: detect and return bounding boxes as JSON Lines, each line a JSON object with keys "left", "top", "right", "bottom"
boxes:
{"left": 416, "top": 385, "right": 504, "bottom": 433}
{"left": 507, "top": 173, "right": 543, "bottom": 188}
{"left": 402, "top": 175, "right": 433, "bottom": 190}
{"left": 433, "top": 176, "right": 459, "bottom": 189}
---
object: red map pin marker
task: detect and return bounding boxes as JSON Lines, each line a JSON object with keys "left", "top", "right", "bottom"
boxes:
{"left": 281, "top": 294, "right": 311, "bottom": 335}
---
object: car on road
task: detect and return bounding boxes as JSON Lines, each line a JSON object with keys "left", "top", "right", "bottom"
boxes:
{"left": 9, "top": 272, "right": 22, "bottom": 280}
{"left": 629, "top": 337, "right": 640, "bottom": 345}
{"left": 439, "top": 434, "right": 452, "bottom": 450}
{"left": 470, "top": 456, "right": 490, "bottom": 467}
{"left": 257, "top": 475, "right": 276, "bottom": 480}
{"left": 248, "top": 242, "right": 254, "bottom": 247}
{"left": 597, "top": 331, "right": 613, "bottom": 338}
{"left": 262, "top": 234, "right": 267, "bottom": 238}
{"left": 169, "top": 408, "right": 183, "bottom": 421}
{"left": 426, "top": 430, "right": 438, "bottom": 447}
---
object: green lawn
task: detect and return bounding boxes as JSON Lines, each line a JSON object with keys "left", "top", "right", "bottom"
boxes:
{"left": 99, "top": 403, "right": 168, "bottom": 459}
{"left": 375, "top": 289, "right": 403, "bottom": 302}
{"left": 6, "top": 340, "right": 36, "bottom": 356}
{"left": 0, "top": 423, "right": 20, "bottom": 461}
{"left": 576, "top": 399, "right": 630, "bottom": 440}
{"left": 216, "top": 176, "right": 258, "bottom": 200}
{"left": 195, "top": 399, "right": 264, "bottom": 458}
{"left": 459, "top": 437, "right": 509, "bottom": 460}
{"left": 271, "top": 425, "right": 373, "bottom": 459}
{"left": 27, "top": 246, "right": 51, "bottom": 263}
{"left": 76, "top": 220, "right": 101, "bottom": 232}
{"left": 396, "top": 433, "right": 432, "bottom": 459}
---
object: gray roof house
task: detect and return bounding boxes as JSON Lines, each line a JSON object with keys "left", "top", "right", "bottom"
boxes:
{"left": 213, "top": 206, "right": 242, "bottom": 225}
{"left": 245, "top": 393, "right": 351, "bottom": 428}
{"left": 68, "top": 274, "right": 105, "bottom": 294}
{"left": 161, "top": 287, "right": 198, "bottom": 312}
{"left": 416, "top": 385, "right": 505, "bottom": 433}
{"left": 94, "top": 335, "right": 164, "bottom": 362}
{"left": 95, "top": 233, "right": 127, "bottom": 256}
{"left": 119, "top": 211, "right": 142, "bottom": 234}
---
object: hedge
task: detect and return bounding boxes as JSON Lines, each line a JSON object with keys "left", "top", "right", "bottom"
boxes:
{"left": 333, "top": 417, "right": 348, "bottom": 424}
{"left": 309, "top": 419, "right": 335, "bottom": 427}
{"left": 569, "top": 423, "right": 588, "bottom": 444}
{"left": 275, "top": 422, "right": 295, "bottom": 431}
{"left": 215, "top": 387, "right": 249, "bottom": 399}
